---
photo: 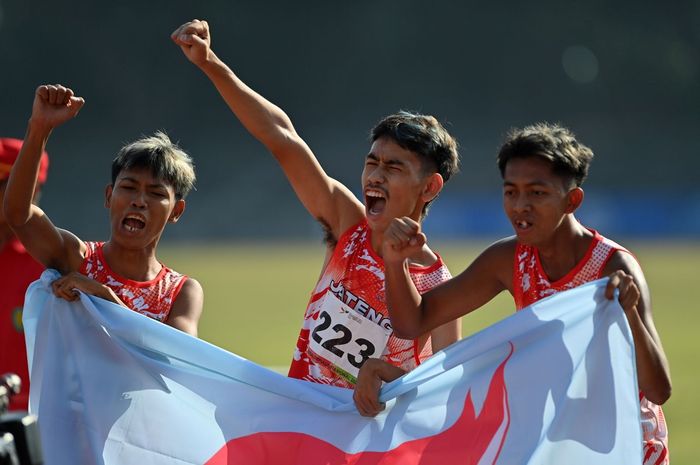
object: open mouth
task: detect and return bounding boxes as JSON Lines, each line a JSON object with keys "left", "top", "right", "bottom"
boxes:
{"left": 365, "top": 189, "right": 387, "bottom": 216}
{"left": 122, "top": 214, "right": 146, "bottom": 233}
{"left": 514, "top": 219, "right": 532, "bottom": 231}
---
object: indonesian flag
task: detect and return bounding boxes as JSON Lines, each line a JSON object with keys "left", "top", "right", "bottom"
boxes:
{"left": 23, "top": 271, "right": 642, "bottom": 464}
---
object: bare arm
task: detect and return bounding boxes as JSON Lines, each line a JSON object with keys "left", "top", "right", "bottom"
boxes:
{"left": 171, "top": 20, "right": 364, "bottom": 238}
{"left": 604, "top": 254, "right": 672, "bottom": 405}
{"left": 383, "top": 217, "right": 512, "bottom": 339}
{"left": 166, "top": 278, "right": 204, "bottom": 337}
{"left": 3, "top": 85, "right": 86, "bottom": 273}
{"left": 430, "top": 319, "right": 461, "bottom": 352}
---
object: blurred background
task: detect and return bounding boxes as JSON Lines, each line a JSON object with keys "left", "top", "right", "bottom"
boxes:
{"left": 1, "top": 0, "right": 698, "bottom": 462}
{"left": 1, "top": 1, "right": 698, "bottom": 241}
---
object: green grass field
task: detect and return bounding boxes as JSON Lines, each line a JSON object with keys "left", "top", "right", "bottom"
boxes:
{"left": 160, "top": 241, "right": 699, "bottom": 464}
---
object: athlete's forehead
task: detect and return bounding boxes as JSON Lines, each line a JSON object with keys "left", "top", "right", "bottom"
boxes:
{"left": 365, "top": 152, "right": 408, "bottom": 167}
{"left": 366, "top": 136, "right": 421, "bottom": 166}
{"left": 503, "top": 156, "right": 569, "bottom": 190}
{"left": 115, "top": 167, "right": 173, "bottom": 190}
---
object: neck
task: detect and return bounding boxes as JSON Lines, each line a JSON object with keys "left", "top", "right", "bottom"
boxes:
{"left": 536, "top": 216, "right": 594, "bottom": 281}
{"left": 102, "top": 240, "right": 162, "bottom": 281}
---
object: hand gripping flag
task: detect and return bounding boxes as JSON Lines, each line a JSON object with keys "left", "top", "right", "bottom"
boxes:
{"left": 23, "top": 270, "right": 642, "bottom": 464}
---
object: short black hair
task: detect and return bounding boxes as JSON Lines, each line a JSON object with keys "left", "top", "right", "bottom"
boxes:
{"left": 111, "top": 131, "right": 196, "bottom": 200}
{"left": 497, "top": 123, "right": 594, "bottom": 187}
{"left": 371, "top": 111, "right": 460, "bottom": 182}
{"left": 371, "top": 111, "right": 460, "bottom": 215}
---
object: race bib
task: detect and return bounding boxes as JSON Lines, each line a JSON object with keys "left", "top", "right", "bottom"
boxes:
{"left": 308, "top": 292, "right": 392, "bottom": 381}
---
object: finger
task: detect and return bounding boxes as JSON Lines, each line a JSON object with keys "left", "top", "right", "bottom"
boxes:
{"left": 51, "top": 277, "right": 66, "bottom": 291}
{"left": 400, "top": 216, "right": 421, "bottom": 233}
{"left": 179, "top": 21, "right": 202, "bottom": 36}
{"left": 171, "top": 22, "right": 189, "bottom": 40}
{"left": 69, "top": 96, "right": 85, "bottom": 115}
{"left": 52, "top": 84, "right": 69, "bottom": 105}
{"left": 356, "top": 395, "right": 379, "bottom": 417}
{"left": 55, "top": 286, "right": 76, "bottom": 301}
{"left": 409, "top": 232, "right": 427, "bottom": 247}
{"left": 619, "top": 277, "right": 640, "bottom": 310}
{"left": 51, "top": 283, "right": 63, "bottom": 297}
{"left": 62, "top": 86, "right": 75, "bottom": 105}
{"left": 605, "top": 271, "right": 621, "bottom": 300}
{"left": 172, "top": 26, "right": 191, "bottom": 46}
{"left": 36, "top": 85, "right": 50, "bottom": 100}
{"left": 185, "top": 19, "right": 208, "bottom": 36}
{"left": 353, "top": 391, "right": 370, "bottom": 416}
{"left": 53, "top": 84, "right": 69, "bottom": 105}
{"left": 388, "top": 226, "right": 411, "bottom": 245}
{"left": 44, "top": 85, "right": 57, "bottom": 104}
{"left": 369, "top": 396, "right": 383, "bottom": 416}
{"left": 178, "top": 32, "right": 208, "bottom": 47}
{"left": 49, "top": 85, "right": 65, "bottom": 105}
{"left": 394, "top": 217, "right": 418, "bottom": 235}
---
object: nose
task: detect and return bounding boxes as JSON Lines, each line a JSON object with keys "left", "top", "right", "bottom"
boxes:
{"left": 510, "top": 193, "right": 531, "bottom": 213}
{"left": 365, "top": 164, "right": 386, "bottom": 185}
{"left": 130, "top": 190, "right": 147, "bottom": 208}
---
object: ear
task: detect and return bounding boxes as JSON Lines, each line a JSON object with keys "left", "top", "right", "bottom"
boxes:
{"left": 421, "top": 173, "right": 444, "bottom": 204}
{"left": 104, "top": 184, "right": 113, "bottom": 209}
{"left": 169, "top": 199, "right": 186, "bottom": 223}
{"left": 565, "top": 187, "right": 584, "bottom": 213}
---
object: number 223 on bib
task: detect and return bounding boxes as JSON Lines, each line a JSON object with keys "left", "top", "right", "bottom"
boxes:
{"left": 307, "top": 292, "right": 392, "bottom": 383}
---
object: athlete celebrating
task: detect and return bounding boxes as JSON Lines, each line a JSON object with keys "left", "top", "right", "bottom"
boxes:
{"left": 172, "top": 19, "right": 461, "bottom": 387}
{"left": 4, "top": 85, "right": 204, "bottom": 336}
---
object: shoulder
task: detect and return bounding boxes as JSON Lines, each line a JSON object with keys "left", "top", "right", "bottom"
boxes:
{"left": 460, "top": 236, "right": 517, "bottom": 289}
{"left": 445, "top": 237, "right": 517, "bottom": 280}
{"left": 171, "top": 278, "right": 204, "bottom": 319}
{"left": 168, "top": 277, "right": 204, "bottom": 336}
{"left": 596, "top": 230, "right": 638, "bottom": 274}
{"left": 603, "top": 248, "right": 643, "bottom": 277}
{"left": 177, "top": 276, "right": 204, "bottom": 298}
{"left": 57, "top": 228, "right": 89, "bottom": 272}
{"left": 481, "top": 236, "right": 518, "bottom": 263}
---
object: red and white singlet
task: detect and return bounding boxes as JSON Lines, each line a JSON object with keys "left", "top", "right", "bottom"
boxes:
{"left": 513, "top": 228, "right": 669, "bottom": 465}
{"left": 80, "top": 241, "right": 188, "bottom": 322}
{"left": 288, "top": 220, "right": 451, "bottom": 388}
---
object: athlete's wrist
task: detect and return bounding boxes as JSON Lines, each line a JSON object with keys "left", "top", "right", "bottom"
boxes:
{"left": 26, "top": 119, "right": 53, "bottom": 143}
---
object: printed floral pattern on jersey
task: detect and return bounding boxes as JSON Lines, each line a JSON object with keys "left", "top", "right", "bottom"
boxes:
{"left": 641, "top": 395, "right": 669, "bottom": 465}
{"left": 288, "top": 220, "right": 451, "bottom": 388}
{"left": 80, "top": 242, "right": 187, "bottom": 322}
{"left": 512, "top": 227, "right": 669, "bottom": 465}
{"left": 514, "top": 229, "right": 624, "bottom": 310}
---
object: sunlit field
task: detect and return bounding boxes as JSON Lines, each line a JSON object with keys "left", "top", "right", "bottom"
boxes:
{"left": 160, "top": 241, "right": 699, "bottom": 464}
